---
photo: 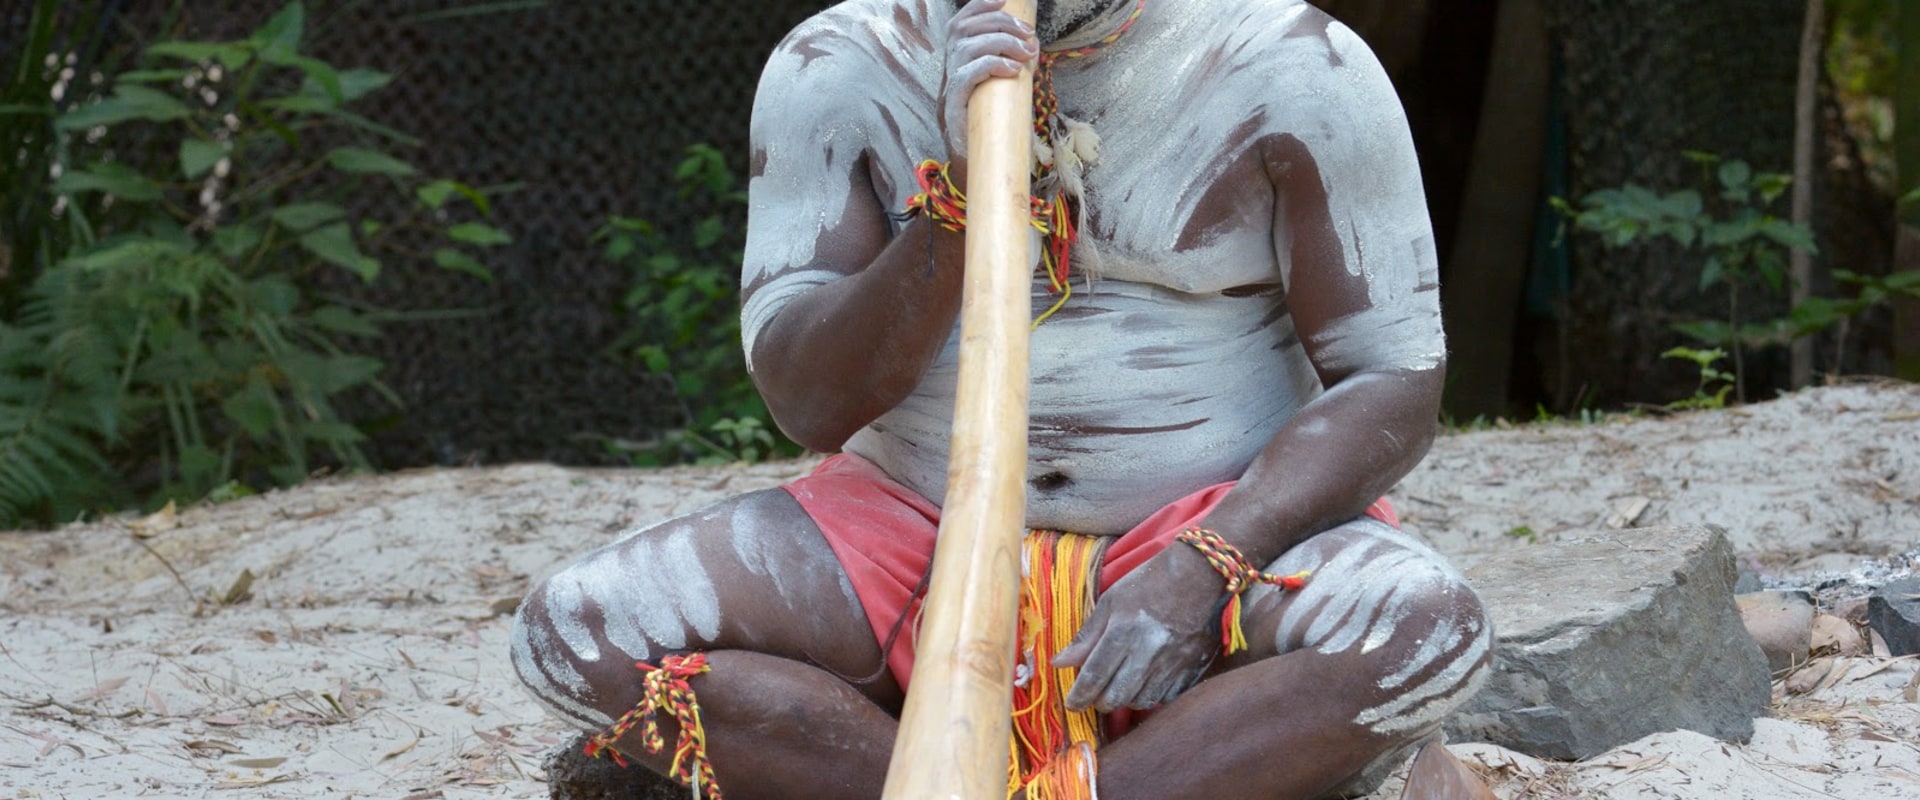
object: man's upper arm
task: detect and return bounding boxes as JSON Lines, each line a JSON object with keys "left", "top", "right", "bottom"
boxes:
{"left": 1266, "top": 17, "right": 1445, "bottom": 387}
{"left": 739, "top": 25, "right": 894, "bottom": 374}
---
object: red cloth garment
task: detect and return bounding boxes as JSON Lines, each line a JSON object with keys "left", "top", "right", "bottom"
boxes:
{"left": 782, "top": 452, "right": 1399, "bottom": 697}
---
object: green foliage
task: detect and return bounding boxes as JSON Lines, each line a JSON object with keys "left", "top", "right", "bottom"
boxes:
{"left": 1555, "top": 153, "right": 1812, "bottom": 298}
{"left": 1440, "top": 404, "right": 1618, "bottom": 435}
{"left": 1783, "top": 268, "right": 1920, "bottom": 337}
{"left": 1554, "top": 152, "right": 1818, "bottom": 402}
{"left": 599, "top": 144, "right": 799, "bottom": 466}
{"left": 1660, "top": 346, "right": 1735, "bottom": 410}
{"left": 1828, "top": 0, "right": 1896, "bottom": 189}
{"left": 1531, "top": 403, "right": 1608, "bottom": 427}
{"left": 0, "top": 2, "right": 506, "bottom": 527}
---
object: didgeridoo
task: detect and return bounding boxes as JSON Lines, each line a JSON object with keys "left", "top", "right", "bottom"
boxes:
{"left": 879, "top": 0, "right": 1038, "bottom": 797}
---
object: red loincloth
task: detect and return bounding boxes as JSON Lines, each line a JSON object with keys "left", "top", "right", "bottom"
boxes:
{"left": 783, "top": 453, "right": 1398, "bottom": 702}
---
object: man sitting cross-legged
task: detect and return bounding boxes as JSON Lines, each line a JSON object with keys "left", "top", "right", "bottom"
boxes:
{"left": 510, "top": 1, "right": 1492, "bottom": 797}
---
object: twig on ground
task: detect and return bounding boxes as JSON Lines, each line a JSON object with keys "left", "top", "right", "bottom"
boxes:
{"left": 1739, "top": 755, "right": 1849, "bottom": 799}
{"left": 0, "top": 638, "right": 50, "bottom": 687}
{"left": 130, "top": 534, "right": 204, "bottom": 613}
{"left": 12, "top": 696, "right": 144, "bottom": 720}
{"left": 7, "top": 724, "right": 87, "bottom": 759}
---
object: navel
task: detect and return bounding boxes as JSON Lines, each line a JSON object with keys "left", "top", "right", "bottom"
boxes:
{"left": 1031, "top": 471, "right": 1074, "bottom": 492}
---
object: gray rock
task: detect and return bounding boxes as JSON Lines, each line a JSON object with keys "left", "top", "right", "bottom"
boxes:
{"left": 1445, "top": 525, "right": 1772, "bottom": 760}
{"left": 1867, "top": 577, "right": 1920, "bottom": 656}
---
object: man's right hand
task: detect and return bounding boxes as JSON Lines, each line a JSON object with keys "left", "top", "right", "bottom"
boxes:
{"left": 942, "top": 0, "right": 1040, "bottom": 160}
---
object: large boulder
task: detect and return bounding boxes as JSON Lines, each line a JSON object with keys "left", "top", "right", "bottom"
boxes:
{"left": 1445, "top": 525, "right": 1772, "bottom": 759}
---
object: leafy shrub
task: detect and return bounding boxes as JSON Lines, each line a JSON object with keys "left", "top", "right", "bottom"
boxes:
{"left": 1661, "top": 346, "right": 1735, "bottom": 410}
{"left": 598, "top": 144, "right": 797, "bottom": 466}
{"left": 0, "top": 2, "right": 506, "bottom": 527}
{"left": 1560, "top": 152, "right": 1920, "bottom": 402}
{"left": 1555, "top": 152, "right": 1816, "bottom": 398}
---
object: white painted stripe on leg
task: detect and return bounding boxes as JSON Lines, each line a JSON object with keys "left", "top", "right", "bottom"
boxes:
{"left": 510, "top": 611, "right": 615, "bottom": 729}
{"left": 1303, "top": 549, "right": 1420, "bottom": 652}
{"left": 545, "top": 574, "right": 603, "bottom": 664}
{"left": 1378, "top": 611, "right": 1470, "bottom": 691}
{"left": 1352, "top": 620, "right": 1491, "bottom": 733}
{"left": 1280, "top": 541, "right": 1390, "bottom": 643}
{"left": 583, "top": 523, "right": 721, "bottom": 657}
{"left": 1357, "top": 580, "right": 1417, "bottom": 656}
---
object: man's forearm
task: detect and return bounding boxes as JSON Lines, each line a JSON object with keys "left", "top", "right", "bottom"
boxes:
{"left": 1175, "top": 367, "right": 1446, "bottom": 577}
{"left": 750, "top": 218, "right": 969, "bottom": 452}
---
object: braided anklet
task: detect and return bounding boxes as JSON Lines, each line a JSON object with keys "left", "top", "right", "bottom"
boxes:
{"left": 582, "top": 653, "right": 724, "bottom": 799}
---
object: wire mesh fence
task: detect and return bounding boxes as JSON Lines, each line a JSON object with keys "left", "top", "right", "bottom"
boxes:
{"left": 82, "top": 0, "right": 834, "bottom": 469}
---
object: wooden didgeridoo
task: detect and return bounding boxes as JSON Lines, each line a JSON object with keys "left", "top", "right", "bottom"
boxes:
{"left": 880, "top": 0, "right": 1038, "bottom": 797}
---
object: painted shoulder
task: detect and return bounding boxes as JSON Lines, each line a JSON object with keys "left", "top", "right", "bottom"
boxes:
{"left": 1210, "top": 0, "right": 1393, "bottom": 96}
{"left": 751, "top": 0, "right": 942, "bottom": 147}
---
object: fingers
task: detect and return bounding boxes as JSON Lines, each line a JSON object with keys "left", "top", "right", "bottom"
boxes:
{"left": 949, "top": 52, "right": 1028, "bottom": 90}
{"left": 1137, "top": 653, "right": 1206, "bottom": 709}
{"left": 1068, "top": 642, "right": 1163, "bottom": 712}
{"left": 941, "top": 0, "right": 1040, "bottom": 153}
{"left": 1063, "top": 611, "right": 1180, "bottom": 712}
{"left": 1096, "top": 652, "right": 1156, "bottom": 712}
{"left": 1053, "top": 610, "right": 1106, "bottom": 668}
{"left": 948, "top": 0, "right": 1038, "bottom": 74}
{"left": 950, "top": 0, "right": 1035, "bottom": 38}
{"left": 1063, "top": 635, "right": 1124, "bottom": 711}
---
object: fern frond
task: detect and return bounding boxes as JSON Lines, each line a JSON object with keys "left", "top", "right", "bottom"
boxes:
{"left": 0, "top": 290, "right": 119, "bottom": 528}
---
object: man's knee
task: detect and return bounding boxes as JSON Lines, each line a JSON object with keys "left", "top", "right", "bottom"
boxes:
{"left": 509, "top": 490, "right": 880, "bottom": 727}
{"left": 1260, "top": 521, "right": 1493, "bottom": 740}
{"left": 1345, "top": 569, "right": 1491, "bottom": 741}
{"left": 508, "top": 511, "right": 734, "bottom": 729}
{"left": 510, "top": 575, "right": 620, "bottom": 730}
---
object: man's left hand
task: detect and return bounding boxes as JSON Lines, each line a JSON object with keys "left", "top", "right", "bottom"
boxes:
{"left": 1053, "top": 555, "right": 1227, "bottom": 712}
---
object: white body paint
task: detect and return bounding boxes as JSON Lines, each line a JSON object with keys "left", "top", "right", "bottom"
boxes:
{"left": 509, "top": 510, "right": 725, "bottom": 729}
{"left": 509, "top": 492, "right": 865, "bottom": 731}
{"left": 742, "top": 0, "right": 1443, "bottom": 534}
{"left": 1258, "top": 519, "right": 1491, "bottom": 737}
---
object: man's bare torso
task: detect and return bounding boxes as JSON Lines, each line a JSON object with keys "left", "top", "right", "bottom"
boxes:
{"left": 741, "top": 0, "right": 1441, "bottom": 533}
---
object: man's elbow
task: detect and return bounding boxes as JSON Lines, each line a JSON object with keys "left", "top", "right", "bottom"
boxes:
{"left": 755, "top": 380, "right": 859, "bottom": 454}
{"left": 771, "top": 407, "right": 855, "bottom": 455}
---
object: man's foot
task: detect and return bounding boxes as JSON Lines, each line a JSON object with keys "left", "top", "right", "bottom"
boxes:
{"left": 544, "top": 733, "right": 686, "bottom": 800}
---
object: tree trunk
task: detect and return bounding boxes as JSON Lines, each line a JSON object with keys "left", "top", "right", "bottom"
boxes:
{"left": 1897, "top": 0, "right": 1920, "bottom": 380}
{"left": 1789, "top": 0, "right": 1825, "bottom": 389}
{"left": 1543, "top": 0, "right": 1805, "bottom": 408}
{"left": 1440, "top": 0, "right": 1551, "bottom": 419}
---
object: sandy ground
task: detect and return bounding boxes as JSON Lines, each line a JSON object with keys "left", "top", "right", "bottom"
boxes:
{"left": 1, "top": 381, "right": 1916, "bottom": 799}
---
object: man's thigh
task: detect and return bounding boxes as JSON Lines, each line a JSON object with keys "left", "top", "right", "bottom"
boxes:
{"left": 1236, "top": 517, "right": 1492, "bottom": 738}
{"left": 510, "top": 488, "right": 897, "bottom": 730}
